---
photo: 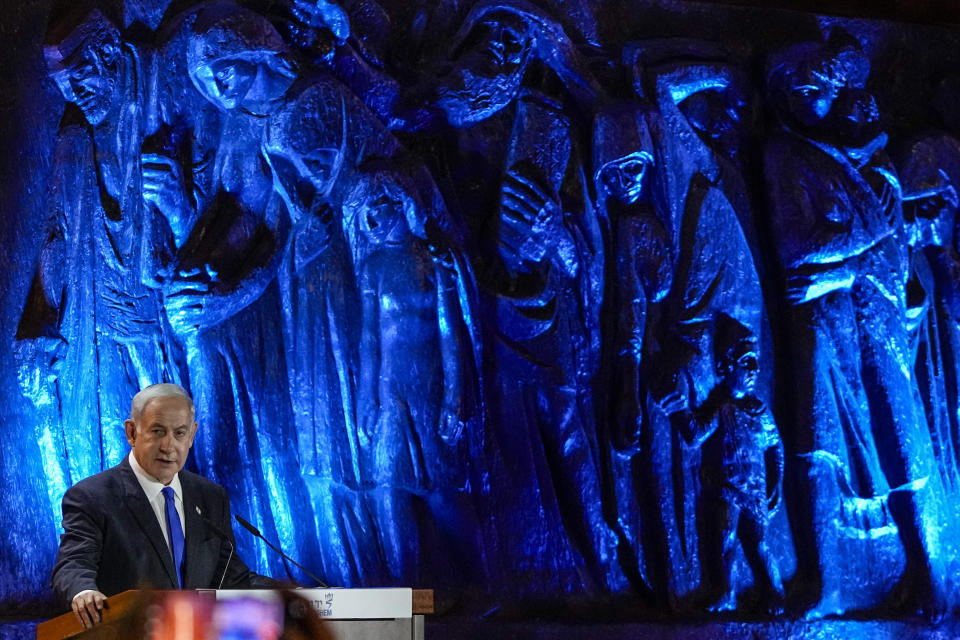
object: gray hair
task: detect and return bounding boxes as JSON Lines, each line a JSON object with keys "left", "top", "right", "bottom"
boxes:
{"left": 130, "top": 384, "right": 195, "bottom": 422}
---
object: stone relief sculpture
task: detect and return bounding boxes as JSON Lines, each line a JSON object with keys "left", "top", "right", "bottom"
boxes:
{"left": 16, "top": 7, "right": 185, "bottom": 518}
{"left": 764, "top": 35, "right": 951, "bottom": 617}
{"left": 627, "top": 40, "right": 761, "bottom": 262}
{"left": 258, "top": 47, "right": 399, "bottom": 589}
{"left": 12, "top": 0, "right": 960, "bottom": 621}
{"left": 897, "top": 133, "right": 960, "bottom": 494}
{"left": 666, "top": 318, "right": 784, "bottom": 613}
{"left": 396, "top": 0, "right": 628, "bottom": 595}
{"left": 172, "top": 2, "right": 322, "bottom": 573}
{"left": 592, "top": 101, "right": 670, "bottom": 601}
{"left": 345, "top": 162, "right": 484, "bottom": 589}
{"left": 592, "top": 44, "right": 766, "bottom": 606}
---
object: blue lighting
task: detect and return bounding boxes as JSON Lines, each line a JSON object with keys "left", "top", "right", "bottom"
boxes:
{"left": 5, "top": 0, "right": 960, "bottom": 631}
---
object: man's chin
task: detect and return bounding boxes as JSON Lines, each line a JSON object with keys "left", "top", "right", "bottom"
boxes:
{"left": 152, "top": 460, "right": 180, "bottom": 482}
{"left": 80, "top": 103, "right": 111, "bottom": 126}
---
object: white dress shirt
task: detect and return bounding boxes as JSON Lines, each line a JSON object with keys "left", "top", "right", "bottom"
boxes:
{"left": 128, "top": 451, "right": 187, "bottom": 550}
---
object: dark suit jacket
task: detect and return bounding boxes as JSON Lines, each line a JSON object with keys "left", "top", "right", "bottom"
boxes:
{"left": 51, "top": 456, "right": 263, "bottom": 610}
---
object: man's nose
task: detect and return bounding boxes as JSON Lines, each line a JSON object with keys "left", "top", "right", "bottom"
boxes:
{"left": 70, "top": 76, "right": 97, "bottom": 98}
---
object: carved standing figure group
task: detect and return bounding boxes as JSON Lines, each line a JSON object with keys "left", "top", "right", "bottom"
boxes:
{"left": 16, "top": 0, "right": 960, "bottom": 617}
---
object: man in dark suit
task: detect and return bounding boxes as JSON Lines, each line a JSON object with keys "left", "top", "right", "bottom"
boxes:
{"left": 52, "top": 383, "right": 268, "bottom": 628}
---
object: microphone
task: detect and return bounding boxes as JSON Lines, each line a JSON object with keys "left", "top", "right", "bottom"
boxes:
{"left": 234, "top": 514, "right": 329, "bottom": 588}
{"left": 195, "top": 512, "right": 235, "bottom": 589}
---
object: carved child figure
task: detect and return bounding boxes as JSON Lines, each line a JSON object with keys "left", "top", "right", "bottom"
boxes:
{"left": 666, "top": 320, "right": 784, "bottom": 612}
{"left": 346, "top": 162, "right": 477, "bottom": 586}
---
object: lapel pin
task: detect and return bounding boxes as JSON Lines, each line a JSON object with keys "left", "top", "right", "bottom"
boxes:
{"left": 196, "top": 506, "right": 202, "bottom": 515}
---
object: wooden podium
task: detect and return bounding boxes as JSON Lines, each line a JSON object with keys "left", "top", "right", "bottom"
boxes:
{"left": 37, "top": 588, "right": 434, "bottom": 639}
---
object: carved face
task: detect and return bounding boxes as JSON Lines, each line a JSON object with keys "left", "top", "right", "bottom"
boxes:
{"left": 828, "top": 87, "right": 881, "bottom": 148}
{"left": 905, "top": 181, "right": 958, "bottom": 249}
{"left": 191, "top": 56, "right": 258, "bottom": 111}
{"left": 598, "top": 152, "right": 651, "bottom": 205}
{"left": 726, "top": 348, "right": 759, "bottom": 399}
{"left": 681, "top": 90, "right": 747, "bottom": 161}
{"left": 434, "top": 13, "right": 534, "bottom": 125}
{"left": 124, "top": 395, "right": 197, "bottom": 485}
{"left": 48, "top": 38, "right": 120, "bottom": 125}
{"left": 357, "top": 181, "right": 409, "bottom": 245}
{"left": 466, "top": 15, "right": 532, "bottom": 74}
{"left": 785, "top": 66, "right": 839, "bottom": 130}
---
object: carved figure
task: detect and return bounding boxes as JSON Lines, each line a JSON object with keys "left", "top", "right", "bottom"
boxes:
{"left": 185, "top": 2, "right": 476, "bottom": 587}
{"left": 592, "top": 59, "right": 764, "bottom": 602}
{"left": 16, "top": 8, "right": 183, "bottom": 505}
{"left": 344, "top": 162, "right": 481, "bottom": 587}
{"left": 765, "top": 36, "right": 948, "bottom": 616}
{"left": 897, "top": 133, "right": 960, "bottom": 493}
{"left": 591, "top": 102, "right": 672, "bottom": 598}
{"left": 628, "top": 41, "right": 761, "bottom": 261}
{"left": 176, "top": 2, "right": 322, "bottom": 575}
{"left": 593, "top": 105, "right": 670, "bottom": 456}
{"left": 259, "top": 67, "right": 404, "bottom": 586}
{"left": 400, "top": 0, "right": 626, "bottom": 595}
{"left": 667, "top": 320, "right": 784, "bottom": 612}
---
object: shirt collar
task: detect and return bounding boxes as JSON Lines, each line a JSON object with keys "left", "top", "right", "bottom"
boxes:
{"left": 128, "top": 451, "right": 182, "bottom": 502}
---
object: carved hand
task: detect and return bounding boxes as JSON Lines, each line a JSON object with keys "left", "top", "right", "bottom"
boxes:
{"left": 439, "top": 404, "right": 464, "bottom": 446}
{"left": 784, "top": 266, "right": 854, "bottom": 304}
{"left": 291, "top": 0, "right": 350, "bottom": 41}
{"left": 142, "top": 153, "right": 192, "bottom": 246}
{"left": 498, "top": 166, "right": 566, "bottom": 269}
{"left": 658, "top": 389, "right": 688, "bottom": 416}
{"left": 163, "top": 270, "right": 211, "bottom": 334}
{"left": 14, "top": 335, "right": 67, "bottom": 402}
{"left": 357, "top": 391, "right": 378, "bottom": 446}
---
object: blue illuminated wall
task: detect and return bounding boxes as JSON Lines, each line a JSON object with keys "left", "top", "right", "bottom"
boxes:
{"left": 3, "top": 0, "right": 960, "bottom": 624}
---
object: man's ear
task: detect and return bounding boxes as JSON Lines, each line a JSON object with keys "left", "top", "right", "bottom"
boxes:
{"left": 187, "top": 421, "right": 199, "bottom": 446}
{"left": 124, "top": 419, "right": 137, "bottom": 446}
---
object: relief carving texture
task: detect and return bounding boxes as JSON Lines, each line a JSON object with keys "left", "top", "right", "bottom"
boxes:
{"left": 4, "top": 0, "right": 960, "bottom": 620}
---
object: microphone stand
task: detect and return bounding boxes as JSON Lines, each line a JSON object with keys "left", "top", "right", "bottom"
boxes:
{"left": 196, "top": 514, "right": 235, "bottom": 589}
{"left": 234, "top": 514, "right": 329, "bottom": 588}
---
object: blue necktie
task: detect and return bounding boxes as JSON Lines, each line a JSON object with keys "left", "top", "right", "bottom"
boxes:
{"left": 162, "top": 487, "right": 184, "bottom": 588}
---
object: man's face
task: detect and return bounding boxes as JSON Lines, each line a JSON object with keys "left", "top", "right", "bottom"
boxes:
{"left": 124, "top": 396, "right": 198, "bottom": 485}
{"left": 48, "top": 39, "right": 119, "bottom": 125}
{"left": 465, "top": 15, "right": 531, "bottom": 76}
{"left": 433, "top": 13, "right": 533, "bottom": 126}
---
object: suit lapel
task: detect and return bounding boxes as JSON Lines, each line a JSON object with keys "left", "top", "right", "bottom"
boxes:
{"left": 181, "top": 473, "right": 218, "bottom": 588}
{"left": 119, "top": 457, "right": 179, "bottom": 589}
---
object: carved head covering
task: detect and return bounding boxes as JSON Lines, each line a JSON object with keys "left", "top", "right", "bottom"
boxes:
{"left": 593, "top": 102, "right": 655, "bottom": 205}
{"left": 187, "top": 3, "right": 294, "bottom": 108}
{"left": 434, "top": 0, "right": 598, "bottom": 125}
{"left": 44, "top": 8, "right": 119, "bottom": 72}
{"left": 263, "top": 82, "right": 347, "bottom": 217}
